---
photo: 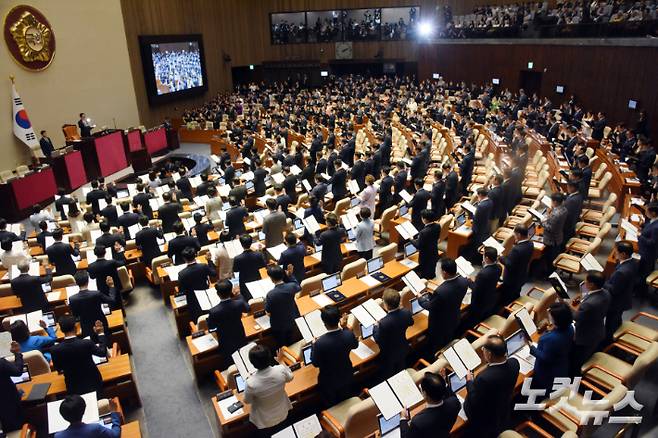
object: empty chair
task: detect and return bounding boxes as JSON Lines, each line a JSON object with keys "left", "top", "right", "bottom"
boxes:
{"left": 376, "top": 242, "right": 397, "bottom": 263}
{"left": 51, "top": 275, "right": 75, "bottom": 289}
{"left": 341, "top": 258, "right": 366, "bottom": 281}
{"left": 581, "top": 341, "right": 658, "bottom": 391}
{"left": 299, "top": 273, "right": 327, "bottom": 298}
{"left": 320, "top": 396, "right": 380, "bottom": 438}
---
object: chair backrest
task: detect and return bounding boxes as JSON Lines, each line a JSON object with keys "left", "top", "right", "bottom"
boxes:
{"left": 438, "top": 214, "right": 454, "bottom": 242}
{"left": 11, "top": 350, "right": 51, "bottom": 376}
{"left": 296, "top": 192, "right": 309, "bottom": 208}
{"left": 62, "top": 124, "right": 80, "bottom": 141}
{"left": 379, "top": 206, "right": 398, "bottom": 234}
{"left": 299, "top": 273, "right": 327, "bottom": 297}
{"left": 626, "top": 341, "right": 658, "bottom": 388}
{"left": 343, "top": 398, "right": 381, "bottom": 438}
{"left": 197, "top": 314, "right": 209, "bottom": 331}
{"left": 117, "top": 266, "right": 133, "bottom": 293}
{"left": 51, "top": 275, "right": 75, "bottom": 289}
{"left": 150, "top": 255, "right": 172, "bottom": 285}
{"left": 532, "top": 288, "right": 557, "bottom": 325}
{"left": 248, "top": 297, "right": 265, "bottom": 314}
{"left": 0, "top": 283, "right": 13, "bottom": 297}
{"left": 599, "top": 206, "right": 616, "bottom": 225}
{"left": 597, "top": 172, "right": 612, "bottom": 190}
{"left": 594, "top": 162, "right": 608, "bottom": 180}
{"left": 399, "top": 287, "right": 415, "bottom": 311}
{"left": 584, "top": 237, "right": 602, "bottom": 256}
{"left": 341, "top": 258, "right": 366, "bottom": 281}
{"left": 602, "top": 192, "right": 617, "bottom": 211}
{"left": 376, "top": 243, "right": 397, "bottom": 263}
{"left": 333, "top": 198, "right": 350, "bottom": 217}
{"left": 596, "top": 222, "right": 612, "bottom": 240}
{"left": 16, "top": 165, "right": 30, "bottom": 177}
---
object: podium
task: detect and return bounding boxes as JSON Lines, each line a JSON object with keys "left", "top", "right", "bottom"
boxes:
{"left": 75, "top": 130, "right": 128, "bottom": 180}
{"left": 51, "top": 149, "right": 88, "bottom": 192}
{"left": 144, "top": 127, "right": 168, "bottom": 155}
{"left": 0, "top": 167, "right": 57, "bottom": 221}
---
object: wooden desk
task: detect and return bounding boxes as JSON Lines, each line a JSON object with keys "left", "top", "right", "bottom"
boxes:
{"left": 121, "top": 421, "right": 142, "bottom": 438}
{"left": 446, "top": 225, "right": 472, "bottom": 259}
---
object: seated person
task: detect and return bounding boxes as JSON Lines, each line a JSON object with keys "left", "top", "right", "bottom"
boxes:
{"left": 55, "top": 394, "right": 121, "bottom": 438}
{"left": 10, "top": 319, "right": 57, "bottom": 362}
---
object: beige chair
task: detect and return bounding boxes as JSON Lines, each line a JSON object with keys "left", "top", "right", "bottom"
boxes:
{"left": 16, "top": 165, "right": 30, "bottom": 177}
{"left": 565, "top": 223, "right": 611, "bottom": 255}
{"left": 145, "top": 255, "right": 172, "bottom": 285}
{"left": 581, "top": 192, "right": 617, "bottom": 222}
{"left": 51, "top": 275, "right": 75, "bottom": 289}
{"left": 507, "top": 287, "right": 557, "bottom": 326}
{"left": 376, "top": 243, "right": 397, "bottom": 263}
{"left": 248, "top": 297, "right": 265, "bottom": 314}
{"left": 438, "top": 214, "right": 454, "bottom": 243}
{"left": 613, "top": 311, "right": 658, "bottom": 354}
{"left": 588, "top": 171, "right": 612, "bottom": 199}
{"left": 469, "top": 312, "right": 520, "bottom": 339}
{"left": 374, "top": 206, "right": 397, "bottom": 242}
{"left": 574, "top": 206, "right": 615, "bottom": 239}
{"left": 341, "top": 259, "right": 366, "bottom": 281}
{"left": 214, "top": 365, "right": 240, "bottom": 392}
{"left": 333, "top": 198, "right": 351, "bottom": 217}
{"left": 581, "top": 341, "right": 658, "bottom": 391}
{"left": 117, "top": 266, "right": 133, "bottom": 294}
{"left": 0, "top": 283, "right": 13, "bottom": 297}
{"left": 553, "top": 237, "right": 602, "bottom": 276}
{"left": 320, "top": 396, "right": 380, "bottom": 438}
{"left": 7, "top": 350, "right": 51, "bottom": 375}
{"left": 298, "top": 273, "right": 327, "bottom": 298}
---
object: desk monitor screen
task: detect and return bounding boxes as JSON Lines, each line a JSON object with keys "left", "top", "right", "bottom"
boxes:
{"left": 42, "top": 311, "right": 56, "bottom": 327}
{"left": 506, "top": 330, "right": 527, "bottom": 356}
{"left": 320, "top": 70, "right": 329, "bottom": 77}
{"left": 378, "top": 413, "right": 401, "bottom": 436}
{"left": 404, "top": 242, "right": 418, "bottom": 257}
{"left": 10, "top": 365, "right": 30, "bottom": 384}
{"left": 347, "top": 228, "right": 356, "bottom": 241}
{"left": 556, "top": 85, "right": 565, "bottom": 94}
{"left": 492, "top": 78, "right": 500, "bottom": 85}
{"left": 399, "top": 204, "right": 409, "bottom": 216}
{"left": 322, "top": 273, "right": 341, "bottom": 292}
{"left": 294, "top": 218, "right": 304, "bottom": 230}
{"left": 367, "top": 256, "right": 384, "bottom": 274}
{"left": 528, "top": 222, "right": 536, "bottom": 239}
{"left": 138, "top": 35, "right": 209, "bottom": 105}
{"left": 115, "top": 189, "right": 130, "bottom": 199}
{"left": 350, "top": 197, "right": 360, "bottom": 207}
{"left": 235, "top": 374, "right": 246, "bottom": 393}
{"left": 302, "top": 344, "right": 313, "bottom": 365}
{"left": 361, "top": 324, "right": 374, "bottom": 339}
{"left": 448, "top": 371, "right": 467, "bottom": 393}
{"left": 410, "top": 298, "right": 423, "bottom": 315}
{"left": 432, "top": 73, "right": 440, "bottom": 79}
{"left": 245, "top": 180, "right": 254, "bottom": 190}
{"left": 628, "top": 100, "right": 637, "bottom": 109}
{"left": 455, "top": 213, "right": 467, "bottom": 227}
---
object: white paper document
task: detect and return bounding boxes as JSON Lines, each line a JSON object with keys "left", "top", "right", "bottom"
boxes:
{"left": 402, "top": 271, "right": 426, "bottom": 295}
{"left": 163, "top": 264, "right": 186, "bottom": 282}
{"left": 399, "top": 189, "right": 413, "bottom": 204}
{"left": 192, "top": 333, "right": 218, "bottom": 352}
{"left": 217, "top": 394, "right": 244, "bottom": 419}
{"left": 311, "top": 293, "right": 334, "bottom": 308}
{"left": 515, "top": 307, "right": 537, "bottom": 337}
{"left": 370, "top": 370, "right": 424, "bottom": 420}
{"left": 455, "top": 256, "right": 474, "bottom": 277}
{"left": 194, "top": 289, "right": 221, "bottom": 311}
{"left": 352, "top": 341, "right": 375, "bottom": 360}
{"left": 246, "top": 278, "right": 275, "bottom": 299}
{"left": 443, "top": 338, "right": 481, "bottom": 379}
{"left": 267, "top": 243, "right": 287, "bottom": 261}
{"left": 395, "top": 221, "right": 418, "bottom": 240}
{"left": 482, "top": 236, "right": 505, "bottom": 254}
{"left": 48, "top": 392, "right": 99, "bottom": 434}
{"left": 580, "top": 253, "right": 604, "bottom": 272}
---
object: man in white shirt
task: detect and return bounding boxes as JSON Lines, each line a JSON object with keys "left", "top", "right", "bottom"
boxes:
{"left": 0, "top": 238, "right": 28, "bottom": 269}
{"left": 243, "top": 344, "right": 294, "bottom": 436}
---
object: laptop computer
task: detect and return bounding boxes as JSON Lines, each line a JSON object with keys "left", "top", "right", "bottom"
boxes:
{"left": 293, "top": 218, "right": 304, "bottom": 231}
{"left": 350, "top": 197, "right": 360, "bottom": 207}
{"left": 455, "top": 213, "right": 467, "bottom": 228}
{"left": 506, "top": 330, "right": 527, "bottom": 356}
{"left": 378, "top": 413, "right": 401, "bottom": 438}
{"left": 448, "top": 371, "right": 467, "bottom": 393}
{"left": 245, "top": 180, "right": 254, "bottom": 191}
{"left": 302, "top": 344, "right": 313, "bottom": 366}
{"left": 361, "top": 323, "right": 374, "bottom": 340}
{"left": 367, "top": 256, "right": 390, "bottom": 282}
{"left": 410, "top": 298, "right": 423, "bottom": 315}
{"left": 399, "top": 204, "right": 409, "bottom": 217}
{"left": 322, "top": 273, "right": 346, "bottom": 302}
{"left": 404, "top": 242, "right": 418, "bottom": 258}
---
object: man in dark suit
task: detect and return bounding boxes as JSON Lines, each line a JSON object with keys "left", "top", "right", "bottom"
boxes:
{"left": 469, "top": 188, "right": 494, "bottom": 256}
{"left": 373, "top": 289, "right": 414, "bottom": 379}
{"left": 54, "top": 188, "right": 76, "bottom": 220}
{"left": 135, "top": 215, "right": 163, "bottom": 267}
{"left": 178, "top": 247, "right": 217, "bottom": 323}
{"left": 51, "top": 316, "right": 108, "bottom": 396}
{"left": 563, "top": 181, "right": 584, "bottom": 242}
{"left": 278, "top": 233, "right": 307, "bottom": 283}
{"left": 0, "top": 218, "right": 21, "bottom": 242}
{"left": 132, "top": 184, "right": 153, "bottom": 219}
{"left": 192, "top": 213, "right": 213, "bottom": 246}
{"left": 95, "top": 222, "right": 125, "bottom": 261}
{"left": 576, "top": 155, "right": 592, "bottom": 199}
{"left": 167, "top": 221, "right": 201, "bottom": 265}
{"left": 46, "top": 228, "right": 79, "bottom": 276}
{"left": 409, "top": 179, "right": 431, "bottom": 231}
{"left": 207, "top": 280, "right": 250, "bottom": 365}
{"left": 311, "top": 174, "right": 328, "bottom": 200}
{"left": 98, "top": 195, "right": 118, "bottom": 227}
{"left": 637, "top": 203, "right": 658, "bottom": 296}
{"left": 175, "top": 170, "right": 194, "bottom": 200}
{"left": 459, "top": 144, "right": 475, "bottom": 195}
{"left": 412, "top": 210, "right": 441, "bottom": 280}
{"left": 224, "top": 196, "right": 248, "bottom": 239}
{"left": 463, "top": 335, "right": 520, "bottom": 438}
{"left": 115, "top": 201, "right": 139, "bottom": 240}
{"left": 604, "top": 241, "right": 638, "bottom": 341}
{"left": 570, "top": 271, "right": 611, "bottom": 376}
{"left": 39, "top": 130, "right": 55, "bottom": 158}
{"left": 378, "top": 166, "right": 395, "bottom": 216}
{"left": 318, "top": 213, "right": 345, "bottom": 274}
{"left": 265, "top": 265, "right": 301, "bottom": 348}
{"left": 461, "top": 247, "right": 502, "bottom": 330}
{"left": 443, "top": 162, "right": 459, "bottom": 210}
{"left": 194, "top": 173, "right": 213, "bottom": 197}
{"left": 400, "top": 372, "right": 460, "bottom": 438}
{"left": 351, "top": 152, "right": 366, "bottom": 190}
{"left": 500, "top": 225, "right": 534, "bottom": 305}
{"left": 77, "top": 113, "right": 93, "bottom": 138}
{"left": 393, "top": 161, "right": 408, "bottom": 203}
{"left": 282, "top": 166, "right": 299, "bottom": 204}
{"left": 329, "top": 159, "right": 348, "bottom": 201}
{"left": 228, "top": 178, "right": 248, "bottom": 204}
{"left": 85, "top": 180, "right": 107, "bottom": 215}
{"left": 68, "top": 272, "right": 114, "bottom": 339}
{"left": 488, "top": 174, "right": 505, "bottom": 226}
{"left": 419, "top": 258, "right": 468, "bottom": 355}
{"left": 86, "top": 245, "right": 124, "bottom": 307}
{"left": 11, "top": 260, "right": 52, "bottom": 313}
{"left": 430, "top": 170, "right": 446, "bottom": 218}
{"left": 157, "top": 192, "right": 183, "bottom": 233}
{"left": 311, "top": 305, "right": 359, "bottom": 406}
{"left": 232, "top": 234, "right": 267, "bottom": 301}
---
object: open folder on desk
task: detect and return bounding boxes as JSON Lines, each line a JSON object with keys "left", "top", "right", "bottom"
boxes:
{"left": 395, "top": 221, "right": 418, "bottom": 241}
{"left": 195, "top": 289, "right": 221, "bottom": 311}
{"left": 223, "top": 239, "right": 244, "bottom": 259}
{"left": 369, "top": 370, "right": 424, "bottom": 420}
{"left": 232, "top": 342, "right": 258, "bottom": 379}
{"left": 580, "top": 253, "right": 604, "bottom": 272}
{"left": 272, "top": 414, "right": 323, "bottom": 438}
{"left": 266, "top": 243, "right": 287, "bottom": 261}
{"left": 455, "top": 256, "right": 474, "bottom": 277}
{"left": 461, "top": 201, "right": 476, "bottom": 216}
{"left": 398, "top": 189, "right": 413, "bottom": 204}
{"left": 246, "top": 278, "right": 274, "bottom": 300}
{"left": 401, "top": 271, "right": 427, "bottom": 296}
{"left": 442, "top": 338, "right": 481, "bottom": 379}
{"left": 514, "top": 307, "right": 537, "bottom": 337}
{"left": 482, "top": 236, "right": 505, "bottom": 254}
{"left": 295, "top": 310, "right": 327, "bottom": 343}
{"left": 163, "top": 264, "right": 186, "bottom": 282}
{"left": 351, "top": 299, "right": 387, "bottom": 328}
{"left": 528, "top": 208, "right": 545, "bottom": 222}
{"left": 9, "top": 262, "right": 40, "bottom": 280}
{"left": 48, "top": 392, "right": 99, "bottom": 434}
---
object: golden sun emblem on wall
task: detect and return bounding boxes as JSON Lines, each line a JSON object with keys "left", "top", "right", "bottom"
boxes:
{"left": 4, "top": 5, "right": 56, "bottom": 71}
{"left": 10, "top": 11, "right": 51, "bottom": 62}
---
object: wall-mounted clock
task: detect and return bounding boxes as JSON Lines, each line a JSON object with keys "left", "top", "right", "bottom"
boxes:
{"left": 335, "top": 41, "right": 353, "bottom": 60}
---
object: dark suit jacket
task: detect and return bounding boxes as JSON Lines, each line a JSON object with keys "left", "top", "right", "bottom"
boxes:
{"left": 283, "top": 174, "right": 298, "bottom": 203}
{"left": 167, "top": 235, "right": 201, "bottom": 265}
{"left": 179, "top": 262, "right": 217, "bottom": 321}
{"left": 563, "top": 193, "right": 584, "bottom": 235}
{"left": 445, "top": 171, "right": 458, "bottom": 207}
{"left": 95, "top": 233, "right": 125, "bottom": 259}
{"left": 46, "top": 242, "right": 79, "bottom": 276}
{"left": 400, "top": 395, "right": 460, "bottom": 438}
{"left": 265, "top": 281, "right": 301, "bottom": 332}
{"left": 410, "top": 189, "right": 431, "bottom": 230}
{"left": 176, "top": 177, "right": 193, "bottom": 200}
{"left": 472, "top": 198, "right": 493, "bottom": 245}
{"left": 132, "top": 193, "right": 153, "bottom": 218}
{"left": 117, "top": 212, "right": 140, "bottom": 239}
{"left": 51, "top": 335, "right": 108, "bottom": 395}
{"left": 351, "top": 160, "right": 366, "bottom": 189}
{"left": 253, "top": 168, "right": 268, "bottom": 196}
{"left": 87, "top": 258, "right": 124, "bottom": 301}
{"left": 604, "top": 258, "right": 638, "bottom": 312}
{"left": 501, "top": 240, "right": 534, "bottom": 291}
{"left": 412, "top": 222, "right": 441, "bottom": 279}
{"left": 330, "top": 168, "right": 348, "bottom": 200}
{"left": 574, "top": 289, "right": 611, "bottom": 347}
{"left": 488, "top": 185, "right": 505, "bottom": 221}
{"left": 638, "top": 219, "right": 658, "bottom": 261}
{"left": 464, "top": 358, "right": 520, "bottom": 437}
{"left": 225, "top": 206, "right": 248, "bottom": 239}
{"left": 279, "top": 243, "right": 306, "bottom": 283}
{"left": 86, "top": 189, "right": 107, "bottom": 214}
{"left": 99, "top": 205, "right": 118, "bottom": 227}
{"left": 468, "top": 263, "right": 502, "bottom": 321}
{"left": 373, "top": 308, "right": 414, "bottom": 376}
{"left": 207, "top": 298, "right": 250, "bottom": 357}
{"left": 311, "top": 329, "right": 358, "bottom": 393}
{"left": 135, "top": 227, "right": 163, "bottom": 265}
{"left": 379, "top": 176, "right": 394, "bottom": 210}
{"left": 419, "top": 276, "right": 468, "bottom": 350}
{"left": 40, "top": 137, "right": 55, "bottom": 157}
{"left": 232, "top": 250, "right": 266, "bottom": 300}
{"left": 69, "top": 289, "right": 113, "bottom": 337}
{"left": 11, "top": 273, "right": 51, "bottom": 313}
{"left": 530, "top": 326, "right": 574, "bottom": 391}
{"left": 0, "top": 353, "right": 24, "bottom": 431}
{"left": 459, "top": 152, "right": 475, "bottom": 186}
{"left": 394, "top": 171, "right": 408, "bottom": 195}
{"left": 318, "top": 226, "right": 345, "bottom": 274}
{"left": 193, "top": 223, "right": 213, "bottom": 246}
{"left": 158, "top": 202, "right": 183, "bottom": 233}
{"left": 431, "top": 180, "right": 446, "bottom": 216}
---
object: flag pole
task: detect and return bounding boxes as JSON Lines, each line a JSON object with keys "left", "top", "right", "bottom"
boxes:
{"left": 9, "top": 75, "right": 15, "bottom": 84}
